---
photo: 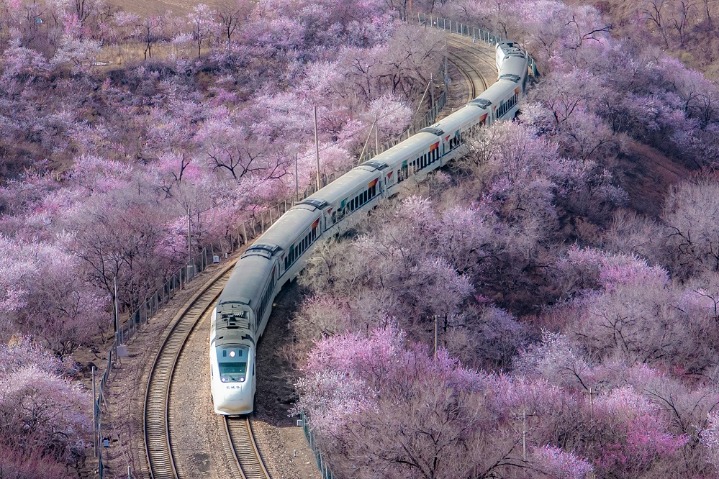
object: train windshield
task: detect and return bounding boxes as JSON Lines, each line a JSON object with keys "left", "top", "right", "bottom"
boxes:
{"left": 218, "top": 346, "right": 249, "bottom": 383}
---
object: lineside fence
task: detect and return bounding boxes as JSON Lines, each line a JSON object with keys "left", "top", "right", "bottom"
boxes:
{"left": 92, "top": 13, "right": 535, "bottom": 479}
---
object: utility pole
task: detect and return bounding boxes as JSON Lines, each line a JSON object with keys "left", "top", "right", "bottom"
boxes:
{"left": 314, "top": 105, "right": 321, "bottom": 191}
{"left": 295, "top": 153, "right": 299, "bottom": 201}
{"left": 374, "top": 119, "right": 379, "bottom": 154}
{"left": 114, "top": 277, "right": 120, "bottom": 344}
{"left": 522, "top": 410, "right": 527, "bottom": 461}
{"left": 187, "top": 205, "right": 193, "bottom": 279}
{"left": 430, "top": 72, "right": 435, "bottom": 113}
{"left": 433, "top": 315, "right": 438, "bottom": 360}
{"left": 92, "top": 366, "right": 97, "bottom": 458}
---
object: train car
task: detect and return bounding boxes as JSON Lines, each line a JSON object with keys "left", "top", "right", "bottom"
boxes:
{"left": 210, "top": 206, "right": 323, "bottom": 414}
{"left": 300, "top": 166, "right": 385, "bottom": 238}
{"left": 210, "top": 252, "right": 274, "bottom": 415}
{"left": 210, "top": 41, "right": 532, "bottom": 415}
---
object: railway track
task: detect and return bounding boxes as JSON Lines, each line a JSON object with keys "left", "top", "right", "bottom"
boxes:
{"left": 143, "top": 275, "right": 228, "bottom": 478}
{"left": 223, "top": 417, "right": 272, "bottom": 479}
{"left": 439, "top": 34, "right": 495, "bottom": 118}
{"left": 143, "top": 259, "right": 274, "bottom": 479}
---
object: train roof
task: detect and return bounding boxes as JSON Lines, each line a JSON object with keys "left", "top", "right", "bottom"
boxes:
{"left": 499, "top": 55, "right": 529, "bottom": 79}
{"left": 305, "top": 166, "right": 381, "bottom": 206}
{"left": 477, "top": 79, "right": 522, "bottom": 105}
{"left": 217, "top": 255, "right": 274, "bottom": 309}
{"left": 364, "top": 131, "right": 438, "bottom": 169}
{"left": 251, "top": 206, "right": 320, "bottom": 251}
{"left": 214, "top": 325, "right": 252, "bottom": 347}
{"left": 428, "top": 104, "right": 485, "bottom": 133}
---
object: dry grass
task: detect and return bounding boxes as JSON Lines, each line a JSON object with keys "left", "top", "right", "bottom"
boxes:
{"left": 104, "top": 0, "right": 236, "bottom": 18}
{"left": 95, "top": 41, "right": 201, "bottom": 68}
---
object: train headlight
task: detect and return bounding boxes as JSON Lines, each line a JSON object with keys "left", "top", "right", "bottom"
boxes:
{"left": 230, "top": 351, "right": 236, "bottom": 357}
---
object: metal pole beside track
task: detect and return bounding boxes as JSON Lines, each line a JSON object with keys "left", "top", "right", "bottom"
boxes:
{"left": 92, "top": 366, "right": 97, "bottom": 458}
{"left": 314, "top": 105, "right": 321, "bottom": 191}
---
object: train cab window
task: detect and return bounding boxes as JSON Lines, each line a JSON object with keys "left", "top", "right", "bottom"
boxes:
{"left": 218, "top": 361, "right": 247, "bottom": 382}
{"left": 218, "top": 346, "right": 249, "bottom": 383}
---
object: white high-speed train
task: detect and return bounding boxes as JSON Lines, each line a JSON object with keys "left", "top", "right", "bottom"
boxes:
{"left": 210, "top": 41, "right": 530, "bottom": 415}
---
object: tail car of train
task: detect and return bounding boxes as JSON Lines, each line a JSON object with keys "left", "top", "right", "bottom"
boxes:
{"left": 210, "top": 42, "right": 530, "bottom": 415}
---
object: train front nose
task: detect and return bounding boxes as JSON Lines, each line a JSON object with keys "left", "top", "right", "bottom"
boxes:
{"left": 214, "top": 382, "right": 253, "bottom": 415}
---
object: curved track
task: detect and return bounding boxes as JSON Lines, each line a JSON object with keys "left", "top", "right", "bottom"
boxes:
{"left": 224, "top": 417, "right": 272, "bottom": 479}
{"left": 143, "top": 272, "right": 232, "bottom": 478}
{"left": 441, "top": 34, "right": 497, "bottom": 117}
